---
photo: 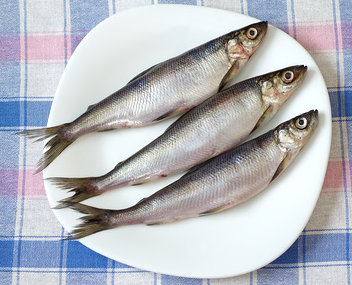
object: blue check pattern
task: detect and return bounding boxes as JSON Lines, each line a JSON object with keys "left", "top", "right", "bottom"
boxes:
{"left": 1, "top": 0, "right": 351, "bottom": 284}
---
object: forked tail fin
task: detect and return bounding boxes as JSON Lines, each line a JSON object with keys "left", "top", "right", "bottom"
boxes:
{"left": 16, "top": 123, "right": 73, "bottom": 172}
{"left": 67, "top": 203, "right": 113, "bottom": 239}
{"left": 48, "top": 177, "right": 97, "bottom": 209}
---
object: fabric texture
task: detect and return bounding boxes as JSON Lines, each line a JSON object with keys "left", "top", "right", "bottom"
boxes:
{"left": 0, "top": 0, "right": 350, "bottom": 284}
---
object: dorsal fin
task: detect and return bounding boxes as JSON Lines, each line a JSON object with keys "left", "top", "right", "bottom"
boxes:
{"left": 136, "top": 197, "right": 147, "bottom": 204}
{"left": 163, "top": 110, "right": 191, "bottom": 133}
{"left": 127, "top": 63, "right": 160, "bottom": 84}
{"left": 180, "top": 155, "right": 216, "bottom": 179}
{"left": 86, "top": 103, "right": 97, "bottom": 111}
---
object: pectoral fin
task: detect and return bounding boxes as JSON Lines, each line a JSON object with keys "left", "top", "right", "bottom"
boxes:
{"left": 271, "top": 150, "right": 293, "bottom": 182}
{"left": 250, "top": 104, "right": 273, "bottom": 134}
{"left": 218, "top": 60, "right": 240, "bottom": 92}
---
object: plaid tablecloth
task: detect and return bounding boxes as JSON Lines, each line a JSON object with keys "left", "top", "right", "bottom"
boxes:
{"left": 0, "top": 0, "right": 350, "bottom": 284}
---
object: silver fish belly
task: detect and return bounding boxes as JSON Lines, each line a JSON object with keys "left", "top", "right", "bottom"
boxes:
{"left": 17, "top": 21, "right": 268, "bottom": 172}
{"left": 68, "top": 110, "right": 318, "bottom": 239}
{"left": 51, "top": 65, "right": 307, "bottom": 208}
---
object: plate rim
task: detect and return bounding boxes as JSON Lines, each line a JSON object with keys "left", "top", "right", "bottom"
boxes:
{"left": 43, "top": 4, "right": 332, "bottom": 279}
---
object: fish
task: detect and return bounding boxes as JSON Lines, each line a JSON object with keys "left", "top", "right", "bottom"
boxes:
{"left": 50, "top": 65, "right": 307, "bottom": 209}
{"left": 67, "top": 110, "right": 318, "bottom": 239}
{"left": 16, "top": 21, "right": 268, "bottom": 172}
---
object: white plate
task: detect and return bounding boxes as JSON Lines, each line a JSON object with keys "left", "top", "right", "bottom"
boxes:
{"left": 43, "top": 5, "right": 331, "bottom": 279}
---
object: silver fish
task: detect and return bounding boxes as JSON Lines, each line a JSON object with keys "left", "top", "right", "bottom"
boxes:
{"left": 51, "top": 65, "right": 307, "bottom": 208}
{"left": 17, "top": 21, "right": 268, "bottom": 172}
{"left": 68, "top": 110, "right": 318, "bottom": 239}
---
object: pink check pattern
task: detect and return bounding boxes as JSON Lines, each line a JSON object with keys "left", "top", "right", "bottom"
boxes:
{"left": 0, "top": 0, "right": 351, "bottom": 284}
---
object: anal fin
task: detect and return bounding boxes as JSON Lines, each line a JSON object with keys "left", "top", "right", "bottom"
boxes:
{"left": 97, "top": 128, "right": 116, "bottom": 132}
{"left": 153, "top": 106, "right": 187, "bottom": 122}
{"left": 132, "top": 183, "right": 144, "bottom": 186}
{"left": 146, "top": 221, "right": 165, "bottom": 226}
{"left": 200, "top": 205, "right": 229, "bottom": 216}
{"left": 146, "top": 219, "right": 174, "bottom": 226}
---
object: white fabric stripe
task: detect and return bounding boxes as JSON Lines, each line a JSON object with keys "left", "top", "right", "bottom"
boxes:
{"left": 265, "top": 261, "right": 352, "bottom": 268}
{"left": 25, "top": 0, "right": 65, "bottom": 32}
{"left": 241, "top": 0, "right": 248, "bottom": 15}
{"left": 108, "top": 0, "right": 115, "bottom": 16}
{"left": 64, "top": 0, "right": 72, "bottom": 61}
{"left": 13, "top": 1, "right": 27, "bottom": 285}
{"left": 2, "top": 267, "right": 151, "bottom": 273}
{"left": 114, "top": 0, "right": 154, "bottom": 12}
{"left": 106, "top": 258, "right": 114, "bottom": 284}
{"left": 286, "top": 0, "right": 295, "bottom": 37}
{"left": 154, "top": 273, "right": 161, "bottom": 285}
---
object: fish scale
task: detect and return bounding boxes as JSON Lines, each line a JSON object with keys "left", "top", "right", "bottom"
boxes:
{"left": 69, "top": 110, "right": 318, "bottom": 239}
{"left": 17, "top": 21, "right": 268, "bottom": 172}
{"left": 50, "top": 65, "right": 308, "bottom": 208}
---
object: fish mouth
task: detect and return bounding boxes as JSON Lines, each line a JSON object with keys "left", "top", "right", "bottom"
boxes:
{"left": 309, "top": 109, "right": 319, "bottom": 130}
{"left": 248, "top": 21, "right": 268, "bottom": 44}
{"left": 296, "top": 109, "right": 319, "bottom": 131}
{"left": 244, "top": 21, "right": 268, "bottom": 57}
{"left": 291, "top": 65, "right": 308, "bottom": 82}
{"left": 253, "top": 21, "right": 268, "bottom": 37}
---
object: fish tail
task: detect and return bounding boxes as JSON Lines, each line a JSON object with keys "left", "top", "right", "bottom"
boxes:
{"left": 48, "top": 177, "right": 96, "bottom": 209}
{"left": 68, "top": 203, "right": 113, "bottom": 239}
{"left": 16, "top": 123, "right": 73, "bottom": 172}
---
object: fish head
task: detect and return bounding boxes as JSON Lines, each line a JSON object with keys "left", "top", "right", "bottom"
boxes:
{"left": 270, "top": 109, "right": 318, "bottom": 182}
{"left": 276, "top": 109, "right": 318, "bottom": 152}
{"left": 226, "top": 21, "right": 268, "bottom": 64}
{"left": 259, "top": 65, "right": 307, "bottom": 110}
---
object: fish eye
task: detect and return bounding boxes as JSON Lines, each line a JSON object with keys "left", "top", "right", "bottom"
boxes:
{"left": 295, "top": 117, "right": 308, "bottom": 129}
{"left": 246, "top": 27, "right": 258, "bottom": 39}
{"left": 282, "top": 71, "right": 294, "bottom": 83}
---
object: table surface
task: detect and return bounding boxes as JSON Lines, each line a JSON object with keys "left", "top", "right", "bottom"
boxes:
{"left": 0, "top": 1, "right": 350, "bottom": 284}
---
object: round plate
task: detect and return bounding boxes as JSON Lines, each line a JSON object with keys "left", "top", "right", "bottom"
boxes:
{"left": 43, "top": 5, "right": 331, "bottom": 278}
